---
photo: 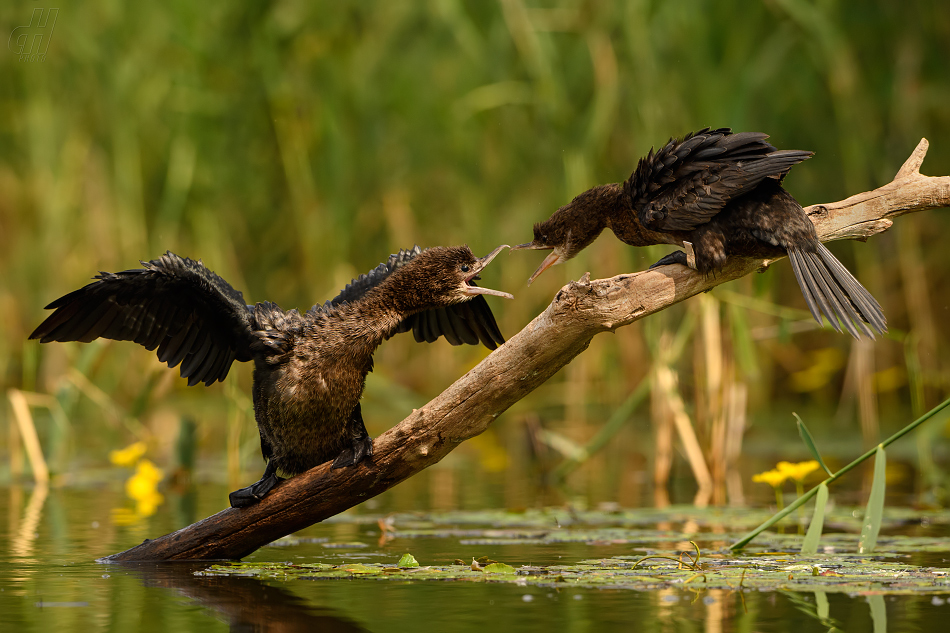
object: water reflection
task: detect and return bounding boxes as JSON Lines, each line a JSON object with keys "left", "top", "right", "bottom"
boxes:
{"left": 10, "top": 482, "right": 48, "bottom": 561}
{"left": 113, "top": 562, "right": 369, "bottom": 632}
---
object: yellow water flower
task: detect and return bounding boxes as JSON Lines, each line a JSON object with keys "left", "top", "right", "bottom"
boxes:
{"left": 111, "top": 490, "right": 164, "bottom": 523}
{"left": 752, "top": 469, "right": 788, "bottom": 488}
{"left": 125, "top": 459, "right": 164, "bottom": 501}
{"left": 111, "top": 446, "right": 166, "bottom": 524}
{"left": 125, "top": 473, "right": 155, "bottom": 500}
{"left": 134, "top": 490, "right": 164, "bottom": 517}
{"left": 776, "top": 460, "right": 820, "bottom": 482}
{"left": 753, "top": 468, "right": 789, "bottom": 514}
{"left": 135, "top": 458, "right": 164, "bottom": 483}
{"left": 109, "top": 441, "right": 147, "bottom": 467}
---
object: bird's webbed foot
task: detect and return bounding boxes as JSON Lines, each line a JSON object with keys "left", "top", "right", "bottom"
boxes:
{"left": 331, "top": 403, "right": 375, "bottom": 469}
{"left": 649, "top": 250, "right": 689, "bottom": 269}
{"left": 331, "top": 436, "right": 374, "bottom": 469}
{"left": 229, "top": 461, "right": 286, "bottom": 508}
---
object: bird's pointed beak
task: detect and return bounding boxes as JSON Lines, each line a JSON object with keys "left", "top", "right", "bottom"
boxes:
{"left": 476, "top": 243, "right": 510, "bottom": 267}
{"left": 464, "top": 245, "right": 514, "bottom": 299}
{"left": 510, "top": 241, "right": 552, "bottom": 251}
{"left": 526, "top": 250, "right": 564, "bottom": 286}
{"left": 509, "top": 241, "right": 562, "bottom": 285}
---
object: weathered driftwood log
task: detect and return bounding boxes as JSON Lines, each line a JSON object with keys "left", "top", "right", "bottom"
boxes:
{"left": 102, "top": 139, "right": 949, "bottom": 562}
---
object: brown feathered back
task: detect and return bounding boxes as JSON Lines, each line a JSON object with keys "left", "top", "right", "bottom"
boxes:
{"left": 624, "top": 127, "right": 813, "bottom": 232}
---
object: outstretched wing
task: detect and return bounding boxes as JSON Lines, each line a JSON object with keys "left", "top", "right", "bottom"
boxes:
{"left": 326, "top": 246, "right": 505, "bottom": 350}
{"left": 29, "top": 252, "right": 257, "bottom": 386}
{"left": 624, "top": 128, "right": 813, "bottom": 232}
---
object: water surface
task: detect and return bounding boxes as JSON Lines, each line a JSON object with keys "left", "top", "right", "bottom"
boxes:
{"left": 2, "top": 475, "right": 948, "bottom": 632}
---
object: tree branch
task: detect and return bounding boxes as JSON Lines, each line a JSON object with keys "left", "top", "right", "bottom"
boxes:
{"left": 101, "top": 138, "right": 950, "bottom": 562}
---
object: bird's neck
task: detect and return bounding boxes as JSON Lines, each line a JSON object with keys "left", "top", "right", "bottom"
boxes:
{"left": 560, "top": 181, "right": 673, "bottom": 251}
{"left": 324, "top": 269, "right": 437, "bottom": 354}
{"left": 548, "top": 181, "right": 676, "bottom": 257}
{"left": 553, "top": 183, "right": 619, "bottom": 252}
{"left": 599, "top": 184, "right": 677, "bottom": 247}
{"left": 330, "top": 295, "right": 406, "bottom": 351}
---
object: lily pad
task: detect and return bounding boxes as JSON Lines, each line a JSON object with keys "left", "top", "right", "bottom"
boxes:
{"left": 200, "top": 556, "right": 950, "bottom": 595}
{"left": 481, "top": 563, "right": 516, "bottom": 574}
{"left": 398, "top": 553, "right": 419, "bottom": 568}
{"left": 216, "top": 505, "right": 950, "bottom": 596}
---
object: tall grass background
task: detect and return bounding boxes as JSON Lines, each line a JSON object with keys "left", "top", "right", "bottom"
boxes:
{"left": 2, "top": 1, "right": 949, "bottom": 505}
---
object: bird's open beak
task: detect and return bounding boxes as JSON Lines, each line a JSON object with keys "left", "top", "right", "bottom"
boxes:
{"left": 525, "top": 250, "right": 564, "bottom": 286}
{"left": 510, "top": 241, "right": 563, "bottom": 285}
{"left": 463, "top": 245, "right": 514, "bottom": 299}
{"left": 510, "top": 241, "right": 551, "bottom": 251}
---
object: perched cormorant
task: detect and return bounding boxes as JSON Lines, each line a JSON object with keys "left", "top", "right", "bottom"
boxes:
{"left": 30, "top": 245, "right": 513, "bottom": 507}
{"left": 513, "top": 128, "right": 886, "bottom": 338}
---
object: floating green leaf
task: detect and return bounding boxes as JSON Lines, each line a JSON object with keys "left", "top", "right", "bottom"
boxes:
{"left": 397, "top": 553, "right": 419, "bottom": 568}
{"left": 341, "top": 564, "right": 379, "bottom": 575}
{"left": 859, "top": 446, "right": 887, "bottom": 554}
{"left": 793, "top": 413, "right": 833, "bottom": 477}
{"left": 482, "top": 563, "right": 516, "bottom": 574}
{"left": 801, "top": 483, "right": 829, "bottom": 555}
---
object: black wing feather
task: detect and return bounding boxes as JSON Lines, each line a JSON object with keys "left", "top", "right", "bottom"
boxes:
{"left": 435, "top": 308, "right": 461, "bottom": 346}
{"left": 625, "top": 128, "right": 814, "bottom": 232}
{"left": 327, "top": 246, "right": 505, "bottom": 350}
{"left": 445, "top": 307, "right": 479, "bottom": 346}
{"left": 328, "top": 246, "right": 421, "bottom": 307}
{"left": 447, "top": 296, "right": 503, "bottom": 348}
{"left": 29, "top": 252, "right": 256, "bottom": 385}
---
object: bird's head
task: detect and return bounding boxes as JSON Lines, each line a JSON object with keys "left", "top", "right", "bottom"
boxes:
{"left": 510, "top": 217, "right": 574, "bottom": 286}
{"left": 393, "top": 244, "right": 513, "bottom": 311}
{"left": 511, "top": 185, "right": 616, "bottom": 285}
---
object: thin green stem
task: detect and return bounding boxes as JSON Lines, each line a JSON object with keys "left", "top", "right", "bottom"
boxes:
{"left": 774, "top": 485, "right": 786, "bottom": 533}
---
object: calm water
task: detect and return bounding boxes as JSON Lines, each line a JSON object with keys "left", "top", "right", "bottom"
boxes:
{"left": 2, "top": 474, "right": 949, "bottom": 632}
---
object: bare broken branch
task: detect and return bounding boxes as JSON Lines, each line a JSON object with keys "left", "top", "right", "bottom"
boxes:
{"left": 102, "top": 139, "right": 950, "bottom": 562}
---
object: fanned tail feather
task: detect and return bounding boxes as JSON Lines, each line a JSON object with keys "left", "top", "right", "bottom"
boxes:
{"left": 787, "top": 245, "right": 887, "bottom": 339}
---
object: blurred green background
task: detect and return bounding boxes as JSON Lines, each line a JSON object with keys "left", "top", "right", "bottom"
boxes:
{"left": 2, "top": 0, "right": 949, "bottom": 506}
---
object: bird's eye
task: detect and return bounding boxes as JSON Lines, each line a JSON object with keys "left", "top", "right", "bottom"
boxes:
{"left": 460, "top": 265, "right": 470, "bottom": 273}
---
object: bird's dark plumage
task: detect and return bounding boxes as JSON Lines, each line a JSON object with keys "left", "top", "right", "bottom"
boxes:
{"left": 30, "top": 245, "right": 513, "bottom": 506}
{"left": 627, "top": 130, "right": 813, "bottom": 232}
{"left": 514, "top": 127, "right": 886, "bottom": 338}
{"left": 31, "top": 254, "right": 254, "bottom": 386}
{"left": 327, "top": 247, "right": 505, "bottom": 348}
